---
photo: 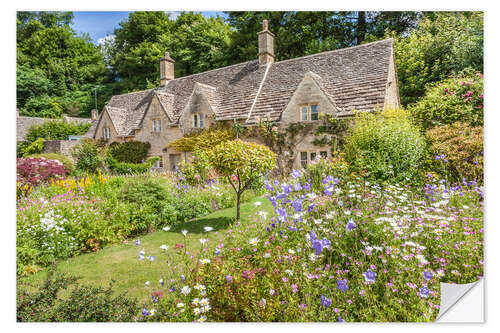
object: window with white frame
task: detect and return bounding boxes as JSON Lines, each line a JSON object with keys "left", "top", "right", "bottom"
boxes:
{"left": 153, "top": 158, "right": 163, "bottom": 168}
{"left": 103, "top": 127, "right": 110, "bottom": 140}
{"left": 299, "top": 150, "right": 328, "bottom": 168}
{"left": 152, "top": 119, "right": 162, "bottom": 132}
{"left": 193, "top": 114, "right": 204, "bottom": 128}
{"left": 299, "top": 103, "right": 319, "bottom": 121}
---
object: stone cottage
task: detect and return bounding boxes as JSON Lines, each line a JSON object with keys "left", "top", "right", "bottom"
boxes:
{"left": 90, "top": 20, "right": 400, "bottom": 171}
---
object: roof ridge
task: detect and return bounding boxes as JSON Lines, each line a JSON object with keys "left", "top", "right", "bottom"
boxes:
{"left": 273, "top": 38, "right": 394, "bottom": 66}
{"left": 166, "top": 60, "right": 257, "bottom": 83}
{"left": 109, "top": 88, "right": 155, "bottom": 98}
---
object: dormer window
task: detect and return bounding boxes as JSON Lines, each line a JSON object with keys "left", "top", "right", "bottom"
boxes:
{"left": 193, "top": 114, "right": 204, "bottom": 128}
{"left": 299, "top": 103, "right": 319, "bottom": 121}
{"left": 103, "top": 127, "right": 110, "bottom": 140}
{"left": 152, "top": 119, "right": 162, "bottom": 132}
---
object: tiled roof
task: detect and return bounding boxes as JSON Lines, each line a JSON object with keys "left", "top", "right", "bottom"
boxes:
{"left": 99, "top": 39, "right": 394, "bottom": 135}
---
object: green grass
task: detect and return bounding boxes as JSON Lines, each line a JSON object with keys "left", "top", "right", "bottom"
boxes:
{"left": 18, "top": 195, "right": 274, "bottom": 302}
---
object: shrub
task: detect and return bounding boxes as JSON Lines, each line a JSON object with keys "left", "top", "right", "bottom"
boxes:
{"left": 410, "top": 74, "right": 484, "bottom": 129}
{"left": 175, "top": 149, "right": 213, "bottom": 186}
{"left": 207, "top": 139, "right": 276, "bottom": 221}
{"left": 344, "top": 108, "right": 426, "bottom": 182}
{"left": 426, "top": 122, "right": 483, "bottom": 183}
{"left": 302, "top": 152, "right": 349, "bottom": 192}
{"left": 106, "top": 156, "right": 160, "bottom": 175}
{"left": 169, "top": 126, "right": 235, "bottom": 152}
{"left": 25, "top": 119, "right": 92, "bottom": 143}
{"left": 71, "top": 139, "right": 105, "bottom": 173}
{"left": 109, "top": 141, "right": 151, "bottom": 163}
{"left": 21, "top": 138, "right": 45, "bottom": 157}
{"left": 17, "top": 157, "right": 66, "bottom": 187}
{"left": 17, "top": 270, "right": 138, "bottom": 322}
{"left": 28, "top": 153, "right": 75, "bottom": 174}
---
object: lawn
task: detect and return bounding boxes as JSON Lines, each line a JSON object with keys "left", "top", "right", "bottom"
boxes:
{"left": 18, "top": 195, "right": 274, "bottom": 302}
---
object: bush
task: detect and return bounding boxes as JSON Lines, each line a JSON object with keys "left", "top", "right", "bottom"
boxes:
{"left": 17, "top": 270, "right": 138, "bottom": 322}
{"left": 25, "top": 119, "right": 92, "bottom": 143}
{"left": 302, "top": 152, "right": 349, "bottom": 192}
{"left": 169, "top": 126, "right": 235, "bottom": 152}
{"left": 426, "top": 122, "right": 483, "bottom": 183}
{"left": 410, "top": 73, "right": 483, "bottom": 129}
{"left": 344, "top": 108, "right": 426, "bottom": 182}
{"left": 106, "top": 156, "right": 160, "bottom": 175}
{"left": 72, "top": 139, "right": 105, "bottom": 173}
{"left": 28, "top": 153, "right": 75, "bottom": 174}
{"left": 175, "top": 149, "right": 213, "bottom": 186}
{"left": 109, "top": 141, "right": 151, "bottom": 163}
{"left": 21, "top": 138, "right": 45, "bottom": 157}
{"left": 17, "top": 157, "right": 66, "bottom": 187}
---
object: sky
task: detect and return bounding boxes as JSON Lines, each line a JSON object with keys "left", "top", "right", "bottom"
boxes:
{"left": 71, "top": 11, "right": 227, "bottom": 44}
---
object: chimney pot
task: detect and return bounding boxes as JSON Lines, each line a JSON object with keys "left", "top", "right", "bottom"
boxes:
{"left": 258, "top": 19, "right": 275, "bottom": 65}
{"left": 91, "top": 109, "right": 98, "bottom": 121}
{"left": 160, "top": 51, "right": 175, "bottom": 86}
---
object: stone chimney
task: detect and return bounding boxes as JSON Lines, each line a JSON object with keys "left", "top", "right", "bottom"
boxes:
{"left": 160, "top": 51, "right": 175, "bottom": 86}
{"left": 91, "top": 109, "right": 98, "bottom": 121}
{"left": 258, "top": 19, "right": 275, "bottom": 65}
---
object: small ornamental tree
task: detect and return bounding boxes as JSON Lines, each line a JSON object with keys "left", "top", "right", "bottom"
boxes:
{"left": 207, "top": 139, "right": 276, "bottom": 221}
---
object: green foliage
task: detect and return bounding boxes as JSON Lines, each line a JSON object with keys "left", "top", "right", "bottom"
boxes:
{"left": 207, "top": 139, "right": 276, "bottom": 220}
{"left": 303, "top": 152, "right": 349, "bottom": 192}
{"left": 71, "top": 139, "right": 105, "bottom": 173}
{"left": 27, "top": 153, "right": 75, "bottom": 174}
{"left": 426, "top": 122, "right": 483, "bottom": 183}
{"left": 106, "top": 156, "right": 160, "bottom": 175}
{"left": 21, "top": 138, "right": 45, "bottom": 157}
{"left": 394, "top": 12, "right": 483, "bottom": 106}
{"left": 176, "top": 150, "right": 213, "bottom": 186}
{"left": 109, "top": 11, "right": 232, "bottom": 90}
{"left": 17, "top": 11, "right": 114, "bottom": 117}
{"left": 25, "top": 120, "right": 91, "bottom": 143}
{"left": 410, "top": 74, "right": 483, "bottom": 129}
{"left": 17, "top": 270, "right": 138, "bottom": 322}
{"left": 109, "top": 141, "right": 151, "bottom": 163}
{"left": 344, "top": 108, "right": 426, "bottom": 182}
{"left": 169, "top": 126, "right": 236, "bottom": 152}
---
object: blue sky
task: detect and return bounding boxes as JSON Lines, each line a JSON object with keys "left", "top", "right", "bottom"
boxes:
{"left": 71, "top": 11, "right": 227, "bottom": 44}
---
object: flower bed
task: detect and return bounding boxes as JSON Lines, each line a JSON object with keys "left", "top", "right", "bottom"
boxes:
{"left": 139, "top": 171, "right": 483, "bottom": 322}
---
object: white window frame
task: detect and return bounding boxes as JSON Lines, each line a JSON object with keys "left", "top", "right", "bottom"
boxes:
{"left": 299, "top": 103, "right": 319, "bottom": 121}
{"left": 103, "top": 127, "right": 110, "bottom": 139}
{"left": 152, "top": 119, "right": 162, "bottom": 132}
{"left": 153, "top": 158, "right": 163, "bottom": 169}
{"left": 300, "top": 151, "right": 308, "bottom": 168}
{"left": 193, "top": 113, "right": 204, "bottom": 128}
{"left": 199, "top": 114, "right": 204, "bottom": 128}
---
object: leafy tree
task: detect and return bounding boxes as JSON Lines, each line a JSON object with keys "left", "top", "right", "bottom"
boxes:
{"left": 394, "top": 12, "right": 483, "bottom": 105}
{"left": 207, "top": 140, "right": 276, "bottom": 221}
{"left": 168, "top": 126, "right": 235, "bottom": 152}
{"left": 25, "top": 120, "right": 92, "bottom": 143}
{"left": 109, "top": 11, "right": 232, "bottom": 90}
{"left": 17, "top": 11, "right": 114, "bottom": 117}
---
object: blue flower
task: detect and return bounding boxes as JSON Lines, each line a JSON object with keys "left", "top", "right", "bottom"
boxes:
{"left": 135, "top": 239, "right": 140, "bottom": 246}
{"left": 308, "top": 203, "right": 315, "bottom": 213}
{"left": 180, "top": 274, "right": 185, "bottom": 282}
{"left": 346, "top": 218, "right": 356, "bottom": 231}
{"left": 152, "top": 295, "right": 158, "bottom": 303}
{"left": 291, "top": 169, "right": 302, "bottom": 179}
{"left": 226, "top": 275, "right": 233, "bottom": 283}
{"left": 337, "top": 279, "right": 349, "bottom": 292}
{"left": 320, "top": 294, "right": 332, "bottom": 307}
{"left": 216, "top": 249, "right": 221, "bottom": 255}
{"left": 363, "top": 269, "right": 376, "bottom": 283}
{"left": 277, "top": 207, "right": 287, "bottom": 222}
{"left": 148, "top": 255, "right": 155, "bottom": 262}
{"left": 338, "top": 316, "right": 345, "bottom": 322}
{"left": 293, "top": 182, "right": 302, "bottom": 191}
{"left": 265, "top": 180, "right": 274, "bottom": 191}
{"left": 268, "top": 195, "right": 277, "bottom": 207}
{"left": 292, "top": 199, "right": 303, "bottom": 212}
{"left": 142, "top": 308, "right": 150, "bottom": 316}
{"left": 423, "top": 271, "right": 433, "bottom": 281}
{"left": 303, "top": 182, "right": 311, "bottom": 191}
{"left": 324, "top": 185, "right": 334, "bottom": 196}
{"left": 312, "top": 237, "right": 330, "bottom": 255}
{"left": 419, "top": 286, "right": 430, "bottom": 298}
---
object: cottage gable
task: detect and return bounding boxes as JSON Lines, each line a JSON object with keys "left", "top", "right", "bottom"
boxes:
{"left": 179, "top": 82, "right": 217, "bottom": 132}
{"left": 94, "top": 107, "right": 120, "bottom": 142}
{"left": 280, "top": 71, "right": 338, "bottom": 125}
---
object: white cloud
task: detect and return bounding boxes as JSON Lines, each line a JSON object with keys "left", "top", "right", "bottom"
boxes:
{"left": 97, "top": 34, "right": 115, "bottom": 47}
{"left": 166, "top": 11, "right": 181, "bottom": 20}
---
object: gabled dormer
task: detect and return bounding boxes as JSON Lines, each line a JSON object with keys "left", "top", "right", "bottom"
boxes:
{"left": 178, "top": 82, "right": 217, "bottom": 133}
{"left": 279, "top": 71, "right": 339, "bottom": 125}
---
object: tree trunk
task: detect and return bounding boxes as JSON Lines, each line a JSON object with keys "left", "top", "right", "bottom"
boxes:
{"left": 356, "top": 11, "right": 366, "bottom": 45}
{"left": 236, "top": 192, "right": 241, "bottom": 222}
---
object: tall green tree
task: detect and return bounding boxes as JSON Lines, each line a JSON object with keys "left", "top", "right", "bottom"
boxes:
{"left": 393, "top": 12, "right": 483, "bottom": 106}
{"left": 109, "top": 11, "right": 232, "bottom": 91}
{"left": 17, "top": 11, "right": 113, "bottom": 118}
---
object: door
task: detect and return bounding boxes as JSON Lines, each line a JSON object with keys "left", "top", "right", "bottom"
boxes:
{"left": 169, "top": 154, "right": 181, "bottom": 171}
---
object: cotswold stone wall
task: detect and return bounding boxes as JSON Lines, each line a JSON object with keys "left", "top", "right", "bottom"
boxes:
{"left": 43, "top": 140, "right": 80, "bottom": 160}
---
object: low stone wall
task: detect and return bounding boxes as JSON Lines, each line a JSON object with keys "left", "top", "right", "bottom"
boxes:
{"left": 43, "top": 140, "right": 80, "bottom": 160}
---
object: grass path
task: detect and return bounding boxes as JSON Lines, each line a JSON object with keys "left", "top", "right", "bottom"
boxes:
{"left": 19, "top": 196, "right": 274, "bottom": 302}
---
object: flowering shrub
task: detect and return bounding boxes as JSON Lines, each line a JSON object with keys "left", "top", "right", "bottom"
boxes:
{"left": 426, "top": 122, "right": 483, "bottom": 183}
{"left": 28, "top": 153, "right": 75, "bottom": 174}
{"left": 410, "top": 73, "right": 484, "bottom": 129}
{"left": 139, "top": 171, "right": 482, "bottom": 322}
{"left": 17, "top": 157, "right": 67, "bottom": 188}
{"left": 344, "top": 108, "right": 426, "bottom": 182}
